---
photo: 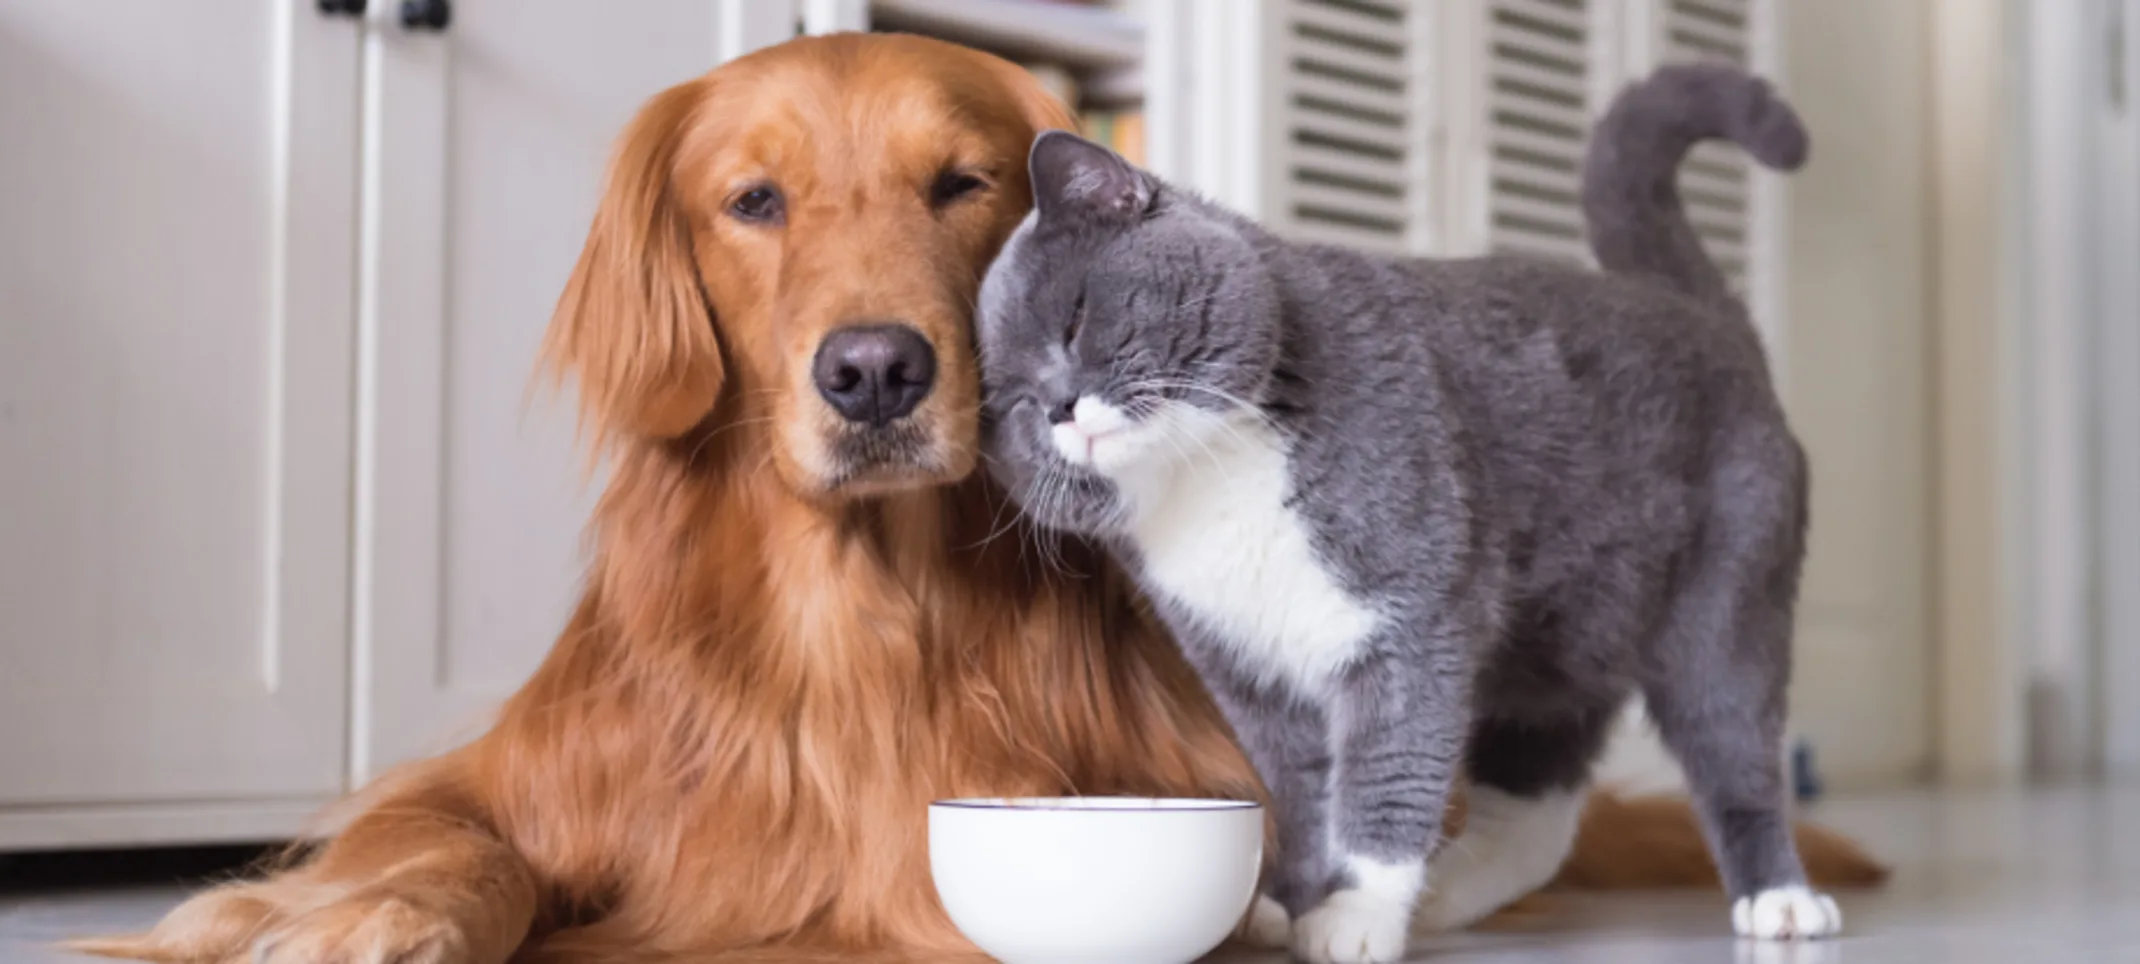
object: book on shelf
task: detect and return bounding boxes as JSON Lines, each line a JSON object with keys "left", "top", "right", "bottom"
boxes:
{"left": 1021, "top": 63, "right": 1081, "bottom": 117}
{"left": 1077, "top": 107, "right": 1145, "bottom": 166}
{"left": 1020, "top": 61, "right": 1146, "bottom": 167}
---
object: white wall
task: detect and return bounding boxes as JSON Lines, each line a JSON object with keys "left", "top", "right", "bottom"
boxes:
{"left": 1775, "top": 0, "right": 1937, "bottom": 787}
{"left": 2013, "top": 0, "right": 2140, "bottom": 780}
{"left": 2100, "top": 0, "right": 2140, "bottom": 779}
{"left": 2013, "top": 0, "right": 2100, "bottom": 779}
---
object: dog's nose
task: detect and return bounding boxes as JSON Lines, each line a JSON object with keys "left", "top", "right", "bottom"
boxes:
{"left": 813, "top": 324, "right": 937, "bottom": 427}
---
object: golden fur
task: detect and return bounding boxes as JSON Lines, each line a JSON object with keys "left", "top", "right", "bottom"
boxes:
{"left": 80, "top": 34, "right": 1880, "bottom": 964}
{"left": 1553, "top": 791, "right": 1888, "bottom": 892}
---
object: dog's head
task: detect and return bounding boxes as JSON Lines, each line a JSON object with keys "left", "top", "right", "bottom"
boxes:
{"left": 544, "top": 34, "right": 1073, "bottom": 500}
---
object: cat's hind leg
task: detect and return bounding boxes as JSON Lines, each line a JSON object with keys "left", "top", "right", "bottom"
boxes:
{"left": 1643, "top": 442, "right": 1838, "bottom": 940}
{"left": 1413, "top": 704, "right": 1617, "bottom": 932}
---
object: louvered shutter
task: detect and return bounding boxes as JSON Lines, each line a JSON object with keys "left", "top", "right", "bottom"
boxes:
{"left": 1266, "top": 0, "right": 1422, "bottom": 255}
{"left": 1229, "top": 0, "right": 1775, "bottom": 292}
{"left": 1655, "top": 0, "right": 1758, "bottom": 292}
{"left": 1480, "top": 0, "right": 1599, "bottom": 263}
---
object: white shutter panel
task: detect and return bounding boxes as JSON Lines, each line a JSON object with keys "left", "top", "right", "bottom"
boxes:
{"left": 1480, "top": 0, "right": 1598, "bottom": 264}
{"left": 1657, "top": 0, "right": 1757, "bottom": 292}
{"left": 1267, "top": 0, "right": 1421, "bottom": 255}
{"left": 1227, "top": 0, "right": 1774, "bottom": 287}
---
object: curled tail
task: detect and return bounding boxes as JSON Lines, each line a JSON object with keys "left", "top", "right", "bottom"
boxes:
{"left": 1582, "top": 63, "right": 1809, "bottom": 307}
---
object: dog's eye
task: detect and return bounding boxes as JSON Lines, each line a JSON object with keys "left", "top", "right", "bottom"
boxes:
{"left": 730, "top": 185, "right": 784, "bottom": 224}
{"left": 931, "top": 171, "right": 989, "bottom": 208}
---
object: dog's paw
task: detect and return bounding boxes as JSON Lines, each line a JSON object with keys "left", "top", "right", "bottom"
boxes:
{"left": 1289, "top": 889, "right": 1411, "bottom": 964}
{"left": 1233, "top": 894, "right": 1291, "bottom": 948}
{"left": 1732, "top": 885, "right": 1842, "bottom": 940}
{"left": 66, "top": 883, "right": 284, "bottom": 962}
{"left": 255, "top": 894, "right": 471, "bottom": 964}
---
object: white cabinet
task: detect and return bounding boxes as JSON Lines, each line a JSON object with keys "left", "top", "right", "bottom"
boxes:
{"left": 350, "top": 0, "right": 746, "bottom": 782}
{"left": 0, "top": 0, "right": 788, "bottom": 850}
{"left": 0, "top": 0, "right": 360, "bottom": 829}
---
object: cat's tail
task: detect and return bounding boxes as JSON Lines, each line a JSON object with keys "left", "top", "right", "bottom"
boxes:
{"left": 1581, "top": 63, "right": 1808, "bottom": 308}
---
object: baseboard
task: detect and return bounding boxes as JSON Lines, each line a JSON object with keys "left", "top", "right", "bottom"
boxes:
{"left": 0, "top": 798, "right": 331, "bottom": 852}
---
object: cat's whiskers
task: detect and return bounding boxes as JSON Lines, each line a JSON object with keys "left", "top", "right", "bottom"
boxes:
{"left": 1181, "top": 416, "right": 1247, "bottom": 489}
{"left": 1039, "top": 476, "right": 1078, "bottom": 574}
{"left": 1016, "top": 467, "right": 1052, "bottom": 573}
{"left": 1133, "top": 378, "right": 1277, "bottom": 430}
{"left": 1030, "top": 465, "right": 1079, "bottom": 576}
{"left": 1121, "top": 378, "right": 1275, "bottom": 458}
{"left": 1145, "top": 404, "right": 1232, "bottom": 483}
{"left": 962, "top": 461, "right": 1030, "bottom": 555}
{"left": 1140, "top": 406, "right": 1207, "bottom": 480}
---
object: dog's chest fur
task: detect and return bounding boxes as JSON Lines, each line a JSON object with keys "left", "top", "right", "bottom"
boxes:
{"left": 1114, "top": 418, "right": 1382, "bottom": 693}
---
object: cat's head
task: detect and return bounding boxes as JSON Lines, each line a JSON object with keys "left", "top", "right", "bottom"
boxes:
{"left": 976, "top": 131, "right": 1283, "bottom": 535}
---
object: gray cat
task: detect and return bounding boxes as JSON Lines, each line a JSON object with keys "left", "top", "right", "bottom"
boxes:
{"left": 975, "top": 64, "right": 1832, "bottom": 963}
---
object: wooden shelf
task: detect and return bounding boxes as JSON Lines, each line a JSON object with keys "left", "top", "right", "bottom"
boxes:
{"left": 870, "top": 0, "right": 1145, "bottom": 69}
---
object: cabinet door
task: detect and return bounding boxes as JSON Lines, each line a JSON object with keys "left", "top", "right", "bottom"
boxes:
{"left": 353, "top": 0, "right": 794, "bottom": 779}
{"left": 0, "top": 2, "right": 359, "bottom": 804}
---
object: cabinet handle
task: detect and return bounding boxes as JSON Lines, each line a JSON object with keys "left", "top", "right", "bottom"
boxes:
{"left": 316, "top": 0, "right": 367, "bottom": 16}
{"left": 400, "top": 0, "right": 451, "bottom": 30}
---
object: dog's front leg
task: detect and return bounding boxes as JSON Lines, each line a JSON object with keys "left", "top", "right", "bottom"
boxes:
{"left": 75, "top": 769, "right": 538, "bottom": 964}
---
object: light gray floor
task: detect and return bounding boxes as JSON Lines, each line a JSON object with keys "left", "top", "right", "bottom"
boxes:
{"left": 3, "top": 784, "right": 2136, "bottom": 962}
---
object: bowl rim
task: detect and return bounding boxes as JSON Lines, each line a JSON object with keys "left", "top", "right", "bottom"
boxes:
{"left": 928, "top": 796, "right": 1262, "bottom": 812}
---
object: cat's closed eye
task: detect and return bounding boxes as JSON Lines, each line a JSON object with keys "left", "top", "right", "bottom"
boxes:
{"left": 1064, "top": 290, "right": 1086, "bottom": 347}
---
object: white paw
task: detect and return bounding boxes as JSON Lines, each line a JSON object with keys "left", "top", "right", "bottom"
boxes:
{"left": 1412, "top": 785, "right": 1586, "bottom": 933}
{"left": 1290, "top": 889, "right": 1412, "bottom": 964}
{"left": 1234, "top": 894, "right": 1291, "bottom": 948}
{"left": 1732, "top": 885, "right": 1843, "bottom": 940}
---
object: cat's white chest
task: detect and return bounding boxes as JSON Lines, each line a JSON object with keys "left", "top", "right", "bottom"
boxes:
{"left": 1111, "top": 419, "right": 1383, "bottom": 693}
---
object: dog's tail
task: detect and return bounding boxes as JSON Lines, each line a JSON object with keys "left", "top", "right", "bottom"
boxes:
{"left": 1552, "top": 790, "right": 1890, "bottom": 891}
{"left": 1581, "top": 63, "right": 1808, "bottom": 309}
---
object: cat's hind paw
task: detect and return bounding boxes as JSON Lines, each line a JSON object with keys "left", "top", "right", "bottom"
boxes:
{"left": 1290, "top": 889, "right": 1411, "bottom": 964}
{"left": 1233, "top": 894, "right": 1291, "bottom": 949}
{"left": 1732, "top": 885, "right": 1842, "bottom": 940}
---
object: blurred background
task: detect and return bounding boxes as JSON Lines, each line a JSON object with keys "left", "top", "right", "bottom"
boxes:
{"left": 0, "top": 0, "right": 2132, "bottom": 914}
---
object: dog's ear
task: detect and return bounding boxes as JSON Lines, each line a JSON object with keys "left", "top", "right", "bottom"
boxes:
{"left": 542, "top": 79, "right": 723, "bottom": 447}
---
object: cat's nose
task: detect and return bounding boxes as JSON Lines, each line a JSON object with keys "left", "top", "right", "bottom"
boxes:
{"left": 813, "top": 324, "right": 937, "bottom": 427}
{"left": 1047, "top": 397, "right": 1077, "bottom": 425}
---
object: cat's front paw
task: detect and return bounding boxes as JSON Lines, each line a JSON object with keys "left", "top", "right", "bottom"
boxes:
{"left": 1732, "top": 885, "right": 1842, "bottom": 940}
{"left": 1289, "top": 889, "right": 1411, "bottom": 964}
{"left": 1233, "top": 894, "right": 1291, "bottom": 948}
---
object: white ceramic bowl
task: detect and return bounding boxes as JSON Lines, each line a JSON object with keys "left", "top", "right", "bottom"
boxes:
{"left": 928, "top": 797, "right": 1264, "bottom": 964}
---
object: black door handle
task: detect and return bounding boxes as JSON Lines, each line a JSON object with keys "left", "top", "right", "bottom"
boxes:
{"left": 317, "top": 0, "right": 367, "bottom": 16}
{"left": 400, "top": 0, "right": 451, "bottom": 30}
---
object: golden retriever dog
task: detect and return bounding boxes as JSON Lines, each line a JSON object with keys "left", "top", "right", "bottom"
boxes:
{"left": 81, "top": 33, "right": 1880, "bottom": 964}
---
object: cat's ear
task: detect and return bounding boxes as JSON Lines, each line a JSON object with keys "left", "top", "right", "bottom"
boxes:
{"left": 1029, "top": 130, "right": 1154, "bottom": 224}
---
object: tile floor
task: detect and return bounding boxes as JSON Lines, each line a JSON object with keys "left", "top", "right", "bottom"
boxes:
{"left": 2, "top": 784, "right": 2135, "bottom": 963}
